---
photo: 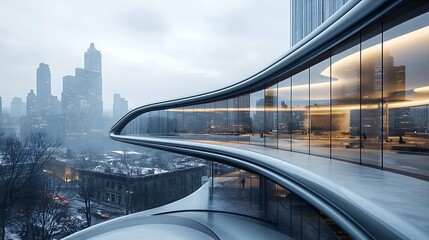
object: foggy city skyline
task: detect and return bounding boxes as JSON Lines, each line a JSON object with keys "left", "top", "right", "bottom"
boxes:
{"left": 0, "top": 0, "right": 291, "bottom": 114}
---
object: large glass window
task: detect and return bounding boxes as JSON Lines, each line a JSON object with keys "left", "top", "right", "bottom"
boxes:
{"left": 309, "top": 57, "right": 331, "bottom": 158}
{"left": 228, "top": 97, "right": 239, "bottom": 142}
{"left": 361, "top": 23, "right": 382, "bottom": 167}
{"left": 331, "top": 37, "right": 361, "bottom": 163}
{"left": 292, "top": 69, "right": 309, "bottom": 154}
{"left": 205, "top": 102, "right": 214, "bottom": 141}
{"left": 183, "top": 106, "right": 194, "bottom": 139}
{"left": 250, "top": 90, "right": 265, "bottom": 146}
{"left": 173, "top": 107, "right": 184, "bottom": 137}
{"left": 278, "top": 78, "right": 291, "bottom": 151}
{"left": 193, "top": 104, "right": 206, "bottom": 140}
{"left": 159, "top": 110, "right": 168, "bottom": 136}
{"left": 265, "top": 84, "right": 278, "bottom": 148}
{"left": 238, "top": 94, "right": 250, "bottom": 144}
{"left": 214, "top": 100, "right": 228, "bottom": 142}
{"left": 383, "top": 9, "right": 429, "bottom": 177}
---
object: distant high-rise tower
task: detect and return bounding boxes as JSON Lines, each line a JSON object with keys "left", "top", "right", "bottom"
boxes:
{"left": 291, "top": 0, "right": 349, "bottom": 46}
{"left": 62, "top": 43, "right": 103, "bottom": 146}
{"left": 26, "top": 90, "right": 37, "bottom": 116}
{"left": 85, "top": 43, "right": 102, "bottom": 74}
{"left": 10, "top": 97, "right": 26, "bottom": 118}
{"left": 37, "top": 63, "right": 51, "bottom": 113}
{"left": 113, "top": 94, "right": 129, "bottom": 122}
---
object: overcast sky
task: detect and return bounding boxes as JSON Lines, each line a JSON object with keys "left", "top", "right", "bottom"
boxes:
{"left": 0, "top": 0, "right": 290, "bottom": 113}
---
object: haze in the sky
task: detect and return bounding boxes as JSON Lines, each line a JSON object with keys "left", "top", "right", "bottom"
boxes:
{"left": 0, "top": 0, "right": 290, "bottom": 112}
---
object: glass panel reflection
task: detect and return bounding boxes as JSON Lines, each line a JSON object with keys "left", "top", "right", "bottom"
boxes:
{"left": 265, "top": 84, "right": 278, "bottom": 148}
{"left": 383, "top": 11, "right": 429, "bottom": 177}
{"left": 228, "top": 97, "right": 239, "bottom": 142}
{"left": 250, "top": 90, "right": 265, "bottom": 146}
{"left": 331, "top": 37, "right": 361, "bottom": 163}
{"left": 214, "top": 100, "right": 228, "bottom": 142}
{"left": 278, "top": 78, "right": 292, "bottom": 151}
{"left": 361, "top": 23, "right": 382, "bottom": 167}
{"left": 238, "top": 94, "right": 250, "bottom": 144}
{"left": 292, "top": 69, "right": 310, "bottom": 154}
{"left": 310, "top": 57, "right": 331, "bottom": 157}
{"left": 210, "top": 162, "right": 349, "bottom": 239}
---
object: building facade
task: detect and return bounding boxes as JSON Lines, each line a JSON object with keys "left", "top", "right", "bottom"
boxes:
{"left": 291, "top": 0, "right": 349, "bottom": 46}
{"left": 62, "top": 43, "right": 104, "bottom": 146}
{"left": 78, "top": 166, "right": 207, "bottom": 212}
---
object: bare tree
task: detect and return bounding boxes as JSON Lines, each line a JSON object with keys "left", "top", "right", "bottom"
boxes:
{"left": 76, "top": 159, "right": 99, "bottom": 227}
{"left": 20, "top": 178, "right": 70, "bottom": 240}
{"left": 0, "top": 132, "right": 61, "bottom": 240}
{"left": 77, "top": 179, "right": 98, "bottom": 227}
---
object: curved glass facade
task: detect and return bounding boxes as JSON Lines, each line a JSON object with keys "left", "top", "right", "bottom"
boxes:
{"left": 209, "top": 162, "right": 349, "bottom": 239}
{"left": 120, "top": 3, "right": 429, "bottom": 180}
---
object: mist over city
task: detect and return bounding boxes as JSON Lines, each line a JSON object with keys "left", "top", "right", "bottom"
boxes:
{"left": 0, "top": 1, "right": 292, "bottom": 238}
{"left": 0, "top": 0, "right": 290, "bottom": 111}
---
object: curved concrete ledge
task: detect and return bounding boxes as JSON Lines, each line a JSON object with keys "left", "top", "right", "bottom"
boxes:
{"left": 109, "top": 135, "right": 429, "bottom": 240}
{"left": 64, "top": 183, "right": 292, "bottom": 240}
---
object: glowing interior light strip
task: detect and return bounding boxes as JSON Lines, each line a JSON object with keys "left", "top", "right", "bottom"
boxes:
{"left": 414, "top": 86, "right": 429, "bottom": 93}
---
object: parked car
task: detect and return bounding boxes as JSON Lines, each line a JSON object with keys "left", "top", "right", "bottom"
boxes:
{"left": 93, "top": 210, "right": 110, "bottom": 219}
{"left": 343, "top": 142, "right": 364, "bottom": 148}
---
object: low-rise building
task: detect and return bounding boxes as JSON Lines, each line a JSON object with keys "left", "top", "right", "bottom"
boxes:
{"left": 78, "top": 165, "right": 207, "bottom": 213}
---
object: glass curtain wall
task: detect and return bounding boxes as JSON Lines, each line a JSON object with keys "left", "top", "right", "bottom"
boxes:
{"left": 309, "top": 56, "right": 331, "bottom": 158}
{"left": 382, "top": 9, "right": 429, "bottom": 176}
{"left": 361, "top": 23, "right": 382, "bottom": 167}
{"left": 126, "top": 3, "right": 429, "bottom": 179}
{"left": 331, "top": 37, "right": 361, "bottom": 163}
{"left": 159, "top": 110, "right": 168, "bottom": 136}
{"left": 205, "top": 102, "right": 214, "bottom": 141}
{"left": 250, "top": 91, "right": 265, "bottom": 146}
{"left": 278, "top": 78, "right": 292, "bottom": 151}
{"left": 238, "top": 94, "right": 251, "bottom": 144}
{"left": 228, "top": 97, "right": 239, "bottom": 142}
{"left": 214, "top": 100, "right": 228, "bottom": 142}
{"left": 265, "top": 84, "right": 278, "bottom": 148}
{"left": 193, "top": 104, "right": 206, "bottom": 140}
{"left": 211, "top": 163, "right": 349, "bottom": 239}
{"left": 292, "top": 69, "right": 310, "bottom": 154}
{"left": 183, "top": 106, "right": 193, "bottom": 139}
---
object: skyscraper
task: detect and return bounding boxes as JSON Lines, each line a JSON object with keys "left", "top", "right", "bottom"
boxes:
{"left": 36, "top": 63, "right": 51, "bottom": 113}
{"left": 62, "top": 43, "right": 103, "bottom": 147}
{"left": 10, "top": 97, "right": 26, "bottom": 118}
{"left": 291, "top": 0, "right": 349, "bottom": 46}
{"left": 85, "top": 43, "right": 102, "bottom": 73}
{"left": 26, "top": 90, "right": 37, "bottom": 116}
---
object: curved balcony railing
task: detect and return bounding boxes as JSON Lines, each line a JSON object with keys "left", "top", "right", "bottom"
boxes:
{"left": 109, "top": 0, "right": 429, "bottom": 239}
